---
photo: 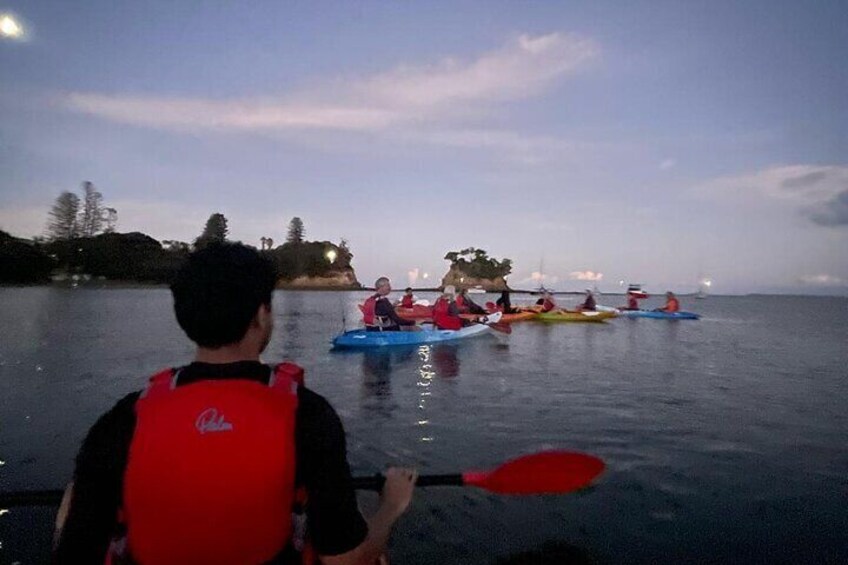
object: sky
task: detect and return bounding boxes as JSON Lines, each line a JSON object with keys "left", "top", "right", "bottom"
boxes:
{"left": 1, "top": 0, "right": 846, "bottom": 295}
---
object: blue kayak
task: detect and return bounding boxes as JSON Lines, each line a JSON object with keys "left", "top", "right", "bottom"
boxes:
{"left": 618, "top": 310, "right": 700, "bottom": 320}
{"left": 332, "top": 324, "right": 493, "bottom": 349}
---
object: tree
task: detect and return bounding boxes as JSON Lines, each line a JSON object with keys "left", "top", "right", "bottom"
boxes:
{"left": 195, "top": 213, "right": 228, "bottom": 248}
{"left": 47, "top": 191, "right": 80, "bottom": 240}
{"left": 79, "top": 181, "right": 104, "bottom": 237}
{"left": 287, "top": 217, "right": 304, "bottom": 244}
{"left": 102, "top": 207, "right": 118, "bottom": 233}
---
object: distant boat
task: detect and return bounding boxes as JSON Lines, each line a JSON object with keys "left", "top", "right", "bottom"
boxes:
{"left": 626, "top": 283, "right": 649, "bottom": 299}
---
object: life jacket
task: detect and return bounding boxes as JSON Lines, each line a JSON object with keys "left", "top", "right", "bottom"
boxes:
{"left": 400, "top": 294, "right": 414, "bottom": 308}
{"left": 666, "top": 297, "right": 680, "bottom": 313}
{"left": 541, "top": 298, "right": 556, "bottom": 313}
{"left": 361, "top": 294, "right": 380, "bottom": 325}
{"left": 626, "top": 295, "right": 639, "bottom": 310}
{"left": 433, "top": 297, "right": 462, "bottom": 330}
{"left": 119, "top": 362, "right": 303, "bottom": 565}
{"left": 362, "top": 294, "right": 392, "bottom": 329}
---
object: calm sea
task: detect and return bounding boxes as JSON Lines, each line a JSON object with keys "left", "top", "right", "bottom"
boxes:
{"left": 0, "top": 288, "right": 846, "bottom": 564}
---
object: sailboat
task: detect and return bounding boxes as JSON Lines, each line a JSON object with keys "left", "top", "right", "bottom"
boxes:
{"left": 530, "top": 258, "right": 552, "bottom": 295}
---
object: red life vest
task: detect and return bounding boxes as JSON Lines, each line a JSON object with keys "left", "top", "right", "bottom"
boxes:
{"left": 541, "top": 298, "right": 555, "bottom": 313}
{"left": 454, "top": 294, "right": 467, "bottom": 312}
{"left": 400, "top": 294, "right": 414, "bottom": 308}
{"left": 361, "top": 294, "right": 380, "bottom": 325}
{"left": 666, "top": 297, "right": 680, "bottom": 313}
{"left": 121, "top": 363, "right": 302, "bottom": 565}
{"left": 433, "top": 297, "right": 462, "bottom": 330}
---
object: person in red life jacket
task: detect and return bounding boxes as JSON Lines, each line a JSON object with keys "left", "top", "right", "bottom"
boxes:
{"left": 362, "top": 277, "right": 417, "bottom": 332}
{"left": 533, "top": 291, "right": 557, "bottom": 313}
{"left": 623, "top": 291, "right": 640, "bottom": 310}
{"left": 658, "top": 291, "right": 680, "bottom": 313}
{"left": 432, "top": 286, "right": 466, "bottom": 330}
{"left": 455, "top": 288, "right": 487, "bottom": 315}
{"left": 399, "top": 287, "right": 415, "bottom": 309}
{"left": 53, "top": 243, "right": 417, "bottom": 565}
{"left": 577, "top": 289, "right": 597, "bottom": 312}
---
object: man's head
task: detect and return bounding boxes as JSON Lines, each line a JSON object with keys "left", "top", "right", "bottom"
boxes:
{"left": 375, "top": 277, "right": 392, "bottom": 296}
{"left": 171, "top": 242, "right": 278, "bottom": 352}
{"left": 404, "top": 287, "right": 413, "bottom": 295}
{"left": 443, "top": 285, "right": 456, "bottom": 298}
{"left": 667, "top": 291, "right": 675, "bottom": 298}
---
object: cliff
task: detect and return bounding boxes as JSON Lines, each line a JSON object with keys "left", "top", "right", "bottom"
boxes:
{"left": 276, "top": 268, "right": 361, "bottom": 289}
{"left": 440, "top": 265, "right": 509, "bottom": 291}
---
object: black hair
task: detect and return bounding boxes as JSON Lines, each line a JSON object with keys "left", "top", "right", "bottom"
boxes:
{"left": 171, "top": 242, "right": 278, "bottom": 348}
{"left": 405, "top": 287, "right": 413, "bottom": 292}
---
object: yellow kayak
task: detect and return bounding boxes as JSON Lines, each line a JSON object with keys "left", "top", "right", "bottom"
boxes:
{"left": 534, "top": 310, "right": 617, "bottom": 323}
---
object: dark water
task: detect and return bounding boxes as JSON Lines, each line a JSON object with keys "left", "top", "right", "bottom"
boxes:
{"left": 1, "top": 289, "right": 846, "bottom": 564}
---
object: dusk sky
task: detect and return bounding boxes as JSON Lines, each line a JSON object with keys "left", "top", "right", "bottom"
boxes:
{"left": 1, "top": 1, "right": 846, "bottom": 295}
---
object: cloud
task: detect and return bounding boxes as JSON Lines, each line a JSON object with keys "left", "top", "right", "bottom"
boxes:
{"left": 569, "top": 270, "right": 603, "bottom": 281}
{"left": 799, "top": 274, "right": 845, "bottom": 285}
{"left": 659, "top": 158, "right": 676, "bottom": 171}
{"left": 63, "top": 33, "right": 598, "bottom": 142}
{"left": 696, "top": 164, "right": 848, "bottom": 227}
{"left": 805, "top": 189, "right": 848, "bottom": 227}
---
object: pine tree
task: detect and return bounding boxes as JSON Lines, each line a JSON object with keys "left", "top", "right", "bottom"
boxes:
{"left": 79, "top": 181, "right": 104, "bottom": 237}
{"left": 47, "top": 192, "right": 80, "bottom": 240}
{"left": 287, "top": 217, "right": 304, "bottom": 244}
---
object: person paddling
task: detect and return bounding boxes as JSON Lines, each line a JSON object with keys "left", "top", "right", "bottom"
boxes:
{"left": 456, "top": 288, "right": 487, "bottom": 315}
{"left": 654, "top": 291, "right": 680, "bottom": 314}
{"left": 362, "top": 277, "right": 417, "bottom": 331}
{"left": 432, "top": 286, "right": 466, "bottom": 330}
{"left": 623, "top": 291, "right": 641, "bottom": 310}
{"left": 577, "top": 289, "right": 597, "bottom": 312}
{"left": 398, "top": 287, "right": 415, "bottom": 309}
{"left": 495, "top": 290, "right": 518, "bottom": 314}
{"left": 53, "top": 243, "right": 417, "bottom": 565}
{"left": 534, "top": 291, "right": 557, "bottom": 313}
{"left": 658, "top": 291, "right": 680, "bottom": 313}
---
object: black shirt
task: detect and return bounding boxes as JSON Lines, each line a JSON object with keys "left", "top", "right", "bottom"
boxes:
{"left": 373, "top": 297, "right": 414, "bottom": 329}
{"left": 54, "top": 361, "right": 367, "bottom": 564}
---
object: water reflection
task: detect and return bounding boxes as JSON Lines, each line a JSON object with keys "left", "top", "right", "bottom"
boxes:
{"left": 416, "top": 346, "right": 435, "bottom": 443}
{"left": 431, "top": 344, "right": 460, "bottom": 378}
{"left": 360, "top": 349, "right": 394, "bottom": 418}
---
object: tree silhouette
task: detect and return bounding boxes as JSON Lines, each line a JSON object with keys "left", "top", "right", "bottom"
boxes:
{"left": 47, "top": 192, "right": 80, "bottom": 240}
{"left": 287, "top": 217, "right": 304, "bottom": 244}
{"left": 195, "top": 213, "right": 228, "bottom": 248}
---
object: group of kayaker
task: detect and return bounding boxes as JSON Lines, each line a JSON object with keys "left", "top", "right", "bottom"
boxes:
{"left": 363, "top": 278, "right": 498, "bottom": 331}
{"left": 364, "top": 281, "right": 682, "bottom": 330}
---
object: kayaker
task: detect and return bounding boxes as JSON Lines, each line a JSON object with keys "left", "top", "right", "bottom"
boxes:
{"left": 534, "top": 291, "right": 557, "bottom": 313}
{"left": 399, "top": 287, "right": 415, "bottom": 309}
{"left": 495, "top": 290, "right": 518, "bottom": 314}
{"left": 624, "top": 291, "right": 640, "bottom": 310}
{"left": 432, "top": 285, "right": 465, "bottom": 330}
{"left": 577, "top": 289, "right": 597, "bottom": 312}
{"left": 53, "top": 243, "right": 417, "bottom": 565}
{"left": 363, "top": 277, "right": 417, "bottom": 331}
{"left": 658, "top": 291, "right": 680, "bottom": 313}
{"left": 456, "top": 288, "right": 487, "bottom": 315}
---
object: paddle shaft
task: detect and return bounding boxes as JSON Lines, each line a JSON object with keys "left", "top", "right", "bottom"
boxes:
{"left": 0, "top": 474, "right": 467, "bottom": 508}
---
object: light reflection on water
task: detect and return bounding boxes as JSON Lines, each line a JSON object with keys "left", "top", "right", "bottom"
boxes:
{"left": 0, "top": 288, "right": 846, "bottom": 564}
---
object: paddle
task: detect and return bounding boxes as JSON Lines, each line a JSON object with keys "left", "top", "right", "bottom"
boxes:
{"left": 0, "top": 451, "right": 603, "bottom": 508}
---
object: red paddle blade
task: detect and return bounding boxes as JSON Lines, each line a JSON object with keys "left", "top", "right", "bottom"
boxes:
{"left": 488, "top": 322, "right": 512, "bottom": 334}
{"left": 462, "top": 451, "right": 604, "bottom": 495}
